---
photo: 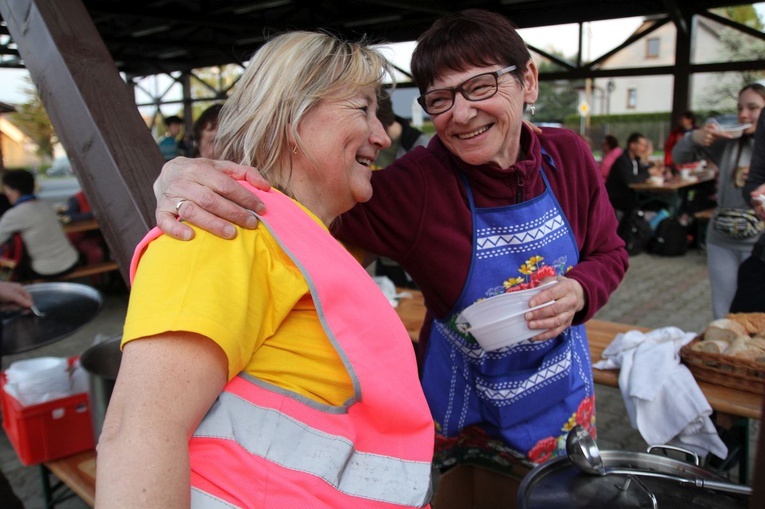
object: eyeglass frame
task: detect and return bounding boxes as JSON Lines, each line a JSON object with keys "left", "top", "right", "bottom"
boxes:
{"left": 416, "top": 65, "right": 518, "bottom": 116}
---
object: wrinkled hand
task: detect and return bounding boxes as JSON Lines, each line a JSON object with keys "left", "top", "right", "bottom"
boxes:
{"left": 154, "top": 157, "right": 271, "bottom": 240}
{"left": 692, "top": 123, "right": 732, "bottom": 147}
{"left": 752, "top": 183, "right": 765, "bottom": 220}
{"left": 525, "top": 276, "right": 585, "bottom": 341}
{"left": 0, "top": 281, "right": 33, "bottom": 309}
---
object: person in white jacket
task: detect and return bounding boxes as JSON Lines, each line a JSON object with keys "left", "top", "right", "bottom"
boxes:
{"left": 0, "top": 169, "right": 79, "bottom": 280}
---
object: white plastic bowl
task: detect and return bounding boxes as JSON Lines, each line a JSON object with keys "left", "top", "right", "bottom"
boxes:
{"left": 467, "top": 301, "right": 555, "bottom": 351}
{"left": 718, "top": 123, "right": 751, "bottom": 139}
{"left": 458, "top": 280, "right": 558, "bottom": 329}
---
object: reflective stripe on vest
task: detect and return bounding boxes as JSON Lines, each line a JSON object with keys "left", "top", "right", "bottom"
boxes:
{"left": 130, "top": 183, "right": 433, "bottom": 508}
{"left": 193, "top": 390, "right": 431, "bottom": 506}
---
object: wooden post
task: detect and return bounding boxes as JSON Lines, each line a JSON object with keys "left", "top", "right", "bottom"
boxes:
{"left": 0, "top": 0, "right": 165, "bottom": 280}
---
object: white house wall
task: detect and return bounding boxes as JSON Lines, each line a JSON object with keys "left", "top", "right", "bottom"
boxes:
{"left": 593, "top": 16, "right": 728, "bottom": 116}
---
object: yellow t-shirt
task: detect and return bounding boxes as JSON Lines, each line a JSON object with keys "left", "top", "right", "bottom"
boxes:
{"left": 122, "top": 213, "right": 353, "bottom": 406}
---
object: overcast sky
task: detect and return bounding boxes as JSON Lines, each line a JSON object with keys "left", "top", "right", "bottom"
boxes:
{"left": 0, "top": 4, "right": 763, "bottom": 105}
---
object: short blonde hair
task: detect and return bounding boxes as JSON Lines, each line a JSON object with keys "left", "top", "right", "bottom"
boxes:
{"left": 216, "top": 31, "right": 392, "bottom": 190}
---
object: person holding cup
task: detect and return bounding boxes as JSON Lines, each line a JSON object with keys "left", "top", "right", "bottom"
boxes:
{"left": 150, "top": 10, "right": 627, "bottom": 505}
{"left": 672, "top": 83, "right": 765, "bottom": 318}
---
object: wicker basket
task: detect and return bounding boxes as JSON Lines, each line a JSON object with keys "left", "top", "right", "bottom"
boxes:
{"left": 680, "top": 337, "right": 765, "bottom": 395}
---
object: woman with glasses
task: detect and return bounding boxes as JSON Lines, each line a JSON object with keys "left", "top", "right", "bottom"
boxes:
{"left": 95, "top": 32, "right": 434, "bottom": 508}
{"left": 152, "top": 10, "right": 627, "bottom": 505}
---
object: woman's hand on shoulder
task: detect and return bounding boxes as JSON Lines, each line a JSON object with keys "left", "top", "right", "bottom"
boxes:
{"left": 525, "top": 276, "right": 585, "bottom": 341}
{"left": 155, "top": 157, "right": 271, "bottom": 241}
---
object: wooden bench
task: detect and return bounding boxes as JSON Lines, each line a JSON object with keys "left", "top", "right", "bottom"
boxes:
{"left": 41, "top": 450, "right": 96, "bottom": 508}
{"left": 53, "top": 261, "right": 120, "bottom": 281}
{"left": 23, "top": 261, "right": 121, "bottom": 285}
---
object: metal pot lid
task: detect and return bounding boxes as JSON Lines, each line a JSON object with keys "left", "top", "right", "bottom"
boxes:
{"left": 80, "top": 334, "right": 122, "bottom": 379}
{"left": 1, "top": 283, "right": 104, "bottom": 356}
{"left": 519, "top": 451, "right": 748, "bottom": 509}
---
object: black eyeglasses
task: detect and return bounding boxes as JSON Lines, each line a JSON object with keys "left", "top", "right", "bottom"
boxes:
{"left": 417, "top": 65, "right": 517, "bottom": 116}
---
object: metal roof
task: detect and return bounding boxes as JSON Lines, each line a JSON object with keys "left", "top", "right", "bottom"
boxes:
{"left": 0, "top": 0, "right": 754, "bottom": 77}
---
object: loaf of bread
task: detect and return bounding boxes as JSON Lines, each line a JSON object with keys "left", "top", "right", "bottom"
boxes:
{"left": 724, "top": 337, "right": 756, "bottom": 356}
{"left": 704, "top": 318, "right": 747, "bottom": 343}
{"left": 720, "top": 336, "right": 765, "bottom": 364}
{"left": 691, "top": 339, "right": 729, "bottom": 354}
{"left": 726, "top": 348, "right": 765, "bottom": 362}
{"left": 748, "top": 336, "right": 765, "bottom": 351}
{"left": 725, "top": 313, "right": 765, "bottom": 335}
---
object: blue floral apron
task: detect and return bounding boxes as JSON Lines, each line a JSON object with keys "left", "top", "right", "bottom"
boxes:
{"left": 420, "top": 153, "right": 596, "bottom": 471}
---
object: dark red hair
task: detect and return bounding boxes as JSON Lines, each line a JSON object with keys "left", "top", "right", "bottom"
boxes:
{"left": 411, "top": 9, "right": 531, "bottom": 94}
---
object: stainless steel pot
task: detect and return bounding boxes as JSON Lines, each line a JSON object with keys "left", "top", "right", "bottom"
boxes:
{"left": 518, "top": 449, "right": 749, "bottom": 508}
{"left": 80, "top": 334, "right": 122, "bottom": 442}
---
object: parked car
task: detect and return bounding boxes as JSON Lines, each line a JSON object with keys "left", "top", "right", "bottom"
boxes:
{"left": 46, "top": 157, "right": 74, "bottom": 177}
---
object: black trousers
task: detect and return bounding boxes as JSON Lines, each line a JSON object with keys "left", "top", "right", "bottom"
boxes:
{"left": 730, "top": 252, "right": 765, "bottom": 313}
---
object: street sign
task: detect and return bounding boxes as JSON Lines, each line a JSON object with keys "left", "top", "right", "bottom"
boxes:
{"left": 578, "top": 101, "right": 590, "bottom": 116}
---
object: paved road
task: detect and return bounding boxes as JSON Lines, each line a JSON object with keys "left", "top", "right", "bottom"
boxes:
{"left": 1, "top": 249, "right": 759, "bottom": 508}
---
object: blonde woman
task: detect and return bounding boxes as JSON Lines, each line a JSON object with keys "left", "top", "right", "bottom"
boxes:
{"left": 95, "top": 32, "right": 434, "bottom": 509}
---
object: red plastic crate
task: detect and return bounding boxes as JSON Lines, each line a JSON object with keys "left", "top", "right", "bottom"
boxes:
{"left": 1, "top": 370, "right": 94, "bottom": 465}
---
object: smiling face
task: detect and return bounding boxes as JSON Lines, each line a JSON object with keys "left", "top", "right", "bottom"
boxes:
{"left": 291, "top": 88, "right": 390, "bottom": 225}
{"left": 738, "top": 87, "right": 765, "bottom": 136}
{"left": 428, "top": 62, "right": 538, "bottom": 168}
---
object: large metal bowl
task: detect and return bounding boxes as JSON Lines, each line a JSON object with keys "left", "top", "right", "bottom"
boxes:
{"left": 518, "top": 450, "right": 748, "bottom": 509}
{"left": 0, "top": 282, "right": 104, "bottom": 355}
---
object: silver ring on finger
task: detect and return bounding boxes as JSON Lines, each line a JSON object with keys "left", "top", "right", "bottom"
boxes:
{"left": 175, "top": 199, "right": 188, "bottom": 215}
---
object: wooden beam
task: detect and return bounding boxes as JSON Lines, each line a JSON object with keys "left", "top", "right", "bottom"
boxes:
{"left": 670, "top": 10, "right": 694, "bottom": 128}
{"left": 0, "top": 0, "right": 164, "bottom": 282}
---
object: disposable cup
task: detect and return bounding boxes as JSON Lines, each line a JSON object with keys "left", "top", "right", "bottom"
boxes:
{"left": 468, "top": 300, "right": 556, "bottom": 351}
{"left": 458, "top": 280, "right": 558, "bottom": 329}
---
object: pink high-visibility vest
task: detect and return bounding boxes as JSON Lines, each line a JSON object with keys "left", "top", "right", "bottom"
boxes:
{"left": 131, "top": 183, "right": 434, "bottom": 508}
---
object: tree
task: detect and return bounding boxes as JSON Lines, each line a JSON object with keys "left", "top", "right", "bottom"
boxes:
{"left": 697, "top": 7, "right": 765, "bottom": 112}
{"left": 535, "top": 56, "right": 582, "bottom": 123}
{"left": 8, "top": 76, "right": 57, "bottom": 161}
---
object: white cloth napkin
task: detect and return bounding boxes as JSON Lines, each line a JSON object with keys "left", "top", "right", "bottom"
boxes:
{"left": 372, "top": 276, "right": 411, "bottom": 308}
{"left": 593, "top": 326, "right": 728, "bottom": 459}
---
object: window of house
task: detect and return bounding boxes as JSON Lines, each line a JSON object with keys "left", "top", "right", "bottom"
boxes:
{"left": 627, "top": 88, "right": 637, "bottom": 109}
{"left": 646, "top": 37, "right": 660, "bottom": 58}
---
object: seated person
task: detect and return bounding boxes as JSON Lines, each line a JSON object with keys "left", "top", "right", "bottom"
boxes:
{"left": 0, "top": 170, "right": 79, "bottom": 280}
{"left": 62, "top": 190, "right": 94, "bottom": 223}
{"left": 605, "top": 132, "right": 663, "bottom": 218}
{"left": 192, "top": 104, "right": 222, "bottom": 158}
{"left": 665, "top": 111, "right": 697, "bottom": 171}
{"left": 157, "top": 115, "right": 186, "bottom": 161}
{"left": 599, "top": 134, "right": 622, "bottom": 181}
{"left": 62, "top": 191, "right": 107, "bottom": 266}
